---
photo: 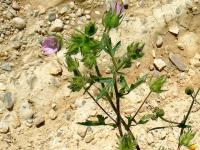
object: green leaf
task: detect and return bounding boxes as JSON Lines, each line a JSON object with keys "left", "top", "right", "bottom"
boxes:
{"left": 138, "top": 114, "right": 154, "bottom": 124}
{"left": 65, "top": 55, "right": 79, "bottom": 72}
{"left": 112, "top": 41, "right": 121, "bottom": 56}
{"left": 67, "top": 33, "right": 85, "bottom": 55}
{"left": 96, "top": 88, "right": 107, "bottom": 100}
{"left": 82, "top": 54, "right": 96, "bottom": 69}
{"left": 153, "top": 107, "right": 165, "bottom": 118}
{"left": 101, "top": 33, "right": 112, "bottom": 55}
{"left": 78, "top": 115, "right": 107, "bottom": 126}
{"left": 85, "top": 22, "right": 97, "bottom": 36}
{"left": 68, "top": 76, "right": 86, "bottom": 92}
{"left": 150, "top": 75, "right": 167, "bottom": 93}
{"left": 119, "top": 75, "right": 129, "bottom": 95}
{"left": 129, "top": 75, "right": 147, "bottom": 91}
{"left": 127, "top": 42, "right": 144, "bottom": 60}
{"left": 179, "top": 129, "right": 196, "bottom": 147}
{"left": 117, "top": 134, "right": 137, "bottom": 150}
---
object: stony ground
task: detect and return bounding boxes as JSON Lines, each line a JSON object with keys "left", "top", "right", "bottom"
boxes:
{"left": 0, "top": 0, "right": 200, "bottom": 150}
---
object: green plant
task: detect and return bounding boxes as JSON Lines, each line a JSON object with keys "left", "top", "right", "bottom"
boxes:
{"left": 62, "top": 1, "right": 200, "bottom": 149}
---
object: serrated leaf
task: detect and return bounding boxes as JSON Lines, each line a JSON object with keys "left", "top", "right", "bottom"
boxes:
{"left": 150, "top": 75, "right": 167, "bottom": 93}
{"left": 68, "top": 76, "right": 86, "bottom": 92}
{"left": 119, "top": 75, "right": 129, "bottom": 95}
{"left": 65, "top": 55, "right": 79, "bottom": 72}
{"left": 179, "top": 129, "right": 196, "bottom": 147}
{"left": 82, "top": 54, "right": 97, "bottom": 69}
{"left": 127, "top": 42, "right": 144, "bottom": 60}
{"left": 117, "top": 134, "right": 137, "bottom": 150}
{"left": 138, "top": 114, "right": 153, "bottom": 124}
{"left": 101, "top": 33, "right": 112, "bottom": 55}
{"left": 78, "top": 115, "right": 107, "bottom": 126}
{"left": 96, "top": 88, "right": 107, "bottom": 100}
{"left": 129, "top": 75, "right": 147, "bottom": 91}
{"left": 112, "top": 41, "right": 121, "bottom": 56}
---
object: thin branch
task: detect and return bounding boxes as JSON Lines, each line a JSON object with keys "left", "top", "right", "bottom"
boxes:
{"left": 160, "top": 117, "right": 180, "bottom": 125}
{"left": 86, "top": 90, "right": 117, "bottom": 124}
{"left": 131, "top": 91, "right": 152, "bottom": 121}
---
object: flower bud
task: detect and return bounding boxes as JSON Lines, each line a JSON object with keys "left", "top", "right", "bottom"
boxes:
{"left": 185, "top": 87, "right": 194, "bottom": 95}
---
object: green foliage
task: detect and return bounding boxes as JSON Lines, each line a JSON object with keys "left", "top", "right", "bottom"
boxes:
{"left": 102, "top": 10, "right": 122, "bottom": 29}
{"left": 65, "top": 55, "right": 79, "bottom": 72}
{"left": 138, "top": 114, "right": 155, "bottom": 124}
{"left": 127, "top": 42, "right": 144, "bottom": 60}
{"left": 149, "top": 75, "right": 167, "bottom": 93}
{"left": 179, "top": 129, "right": 196, "bottom": 147}
{"left": 68, "top": 76, "right": 87, "bottom": 92}
{"left": 118, "top": 75, "right": 147, "bottom": 97}
{"left": 85, "top": 22, "right": 97, "bottom": 36}
{"left": 78, "top": 115, "right": 107, "bottom": 126}
{"left": 117, "top": 134, "right": 136, "bottom": 150}
{"left": 153, "top": 107, "right": 165, "bottom": 118}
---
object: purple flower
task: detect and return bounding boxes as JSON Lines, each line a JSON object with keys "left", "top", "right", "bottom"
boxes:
{"left": 110, "top": 0, "right": 124, "bottom": 15}
{"left": 41, "top": 36, "right": 60, "bottom": 55}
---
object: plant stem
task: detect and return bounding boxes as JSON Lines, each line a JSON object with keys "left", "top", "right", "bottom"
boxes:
{"left": 113, "top": 73, "right": 123, "bottom": 137}
{"left": 131, "top": 91, "right": 152, "bottom": 122}
{"left": 160, "top": 117, "right": 180, "bottom": 125}
{"left": 86, "top": 90, "right": 117, "bottom": 124}
{"left": 177, "top": 89, "right": 199, "bottom": 150}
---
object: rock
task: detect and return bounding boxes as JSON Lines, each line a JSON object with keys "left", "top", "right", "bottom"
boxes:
{"left": 0, "top": 37, "right": 3, "bottom": 43}
{"left": 12, "top": 41, "right": 22, "bottom": 50}
{"left": 34, "top": 116, "right": 45, "bottom": 127}
{"left": 77, "top": 126, "right": 87, "bottom": 138}
{"left": 169, "top": 24, "right": 179, "bottom": 35}
{"left": 49, "top": 60, "right": 62, "bottom": 75}
{"left": 69, "top": 1, "right": 75, "bottom": 9}
{"left": 153, "top": 59, "right": 166, "bottom": 71}
{"left": 190, "top": 54, "right": 200, "bottom": 67}
{"left": 50, "top": 19, "right": 64, "bottom": 32}
{"left": 12, "top": 1, "right": 20, "bottom": 10}
{"left": 177, "top": 32, "right": 199, "bottom": 58}
{"left": 59, "top": 7, "right": 69, "bottom": 15}
{"left": 169, "top": 53, "right": 188, "bottom": 72}
{"left": 0, "top": 122, "right": 9, "bottom": 133}
{"left": 76, "top": 8, "right": 83, "bottom": 17}
{"left": 48, "top": 12, "right": 56, "bottom": 22}
{"left": 156, "top": 35, "right": 163, "bottom": 48}
{"left": 4, "top": 92, "right": 14, "bottom": 110}
{"left": 1, "top": 63, "right": 12, "bottom": 71}
{"left": 0, "top": 83, "right": 6, "bottom": 91}
{"left": 48, "top": 109, "right": 57, "bottom": 120}
{"left": 20, "top": 102, "right": 34, "bottom": 120}
{"left": 85, "top": 134, "right": 94, "bottom": 143}
{"left": 12, "top": 17, "right": 26, "bottom": 30}
{"left": 9, "top": 113, "right": 21, "bottom": 129}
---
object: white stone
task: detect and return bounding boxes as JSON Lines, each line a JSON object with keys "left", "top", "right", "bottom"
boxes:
{"left": 156, "top": 35, "right": 163, "bottom": 48}
{"left": 50, "top": 19, "right": 64, "bottom": 32}
{"left": 49, "top": 60, "right": 62, "bottom": 75}
{"left": 48, "top": 109, "right": 57, "bottom": 120}
{"left": 12, "top": 17, "right": 26, "bottom": 30}
{"left": 177, "top": 32, "right": 199, "bottom": 58}
{"left": 169, "top": 24, "right": 179, "bottom": 35}
{"left": 0, "top": 122, "right": 9, "bottom": 133}
{"left": 153, "top": 59, "right": 166, "bottom": 71}
{"left": 0, "top": 83, "right": 6, "bottom": 91}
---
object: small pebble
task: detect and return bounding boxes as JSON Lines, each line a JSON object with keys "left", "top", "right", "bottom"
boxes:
{"left": 34, "top": 116, "right": 45, "bottom": 127}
